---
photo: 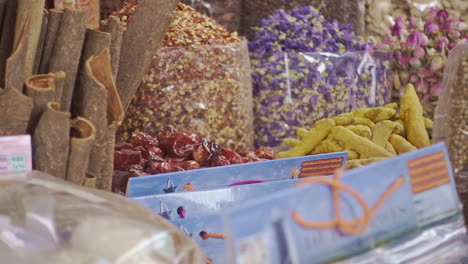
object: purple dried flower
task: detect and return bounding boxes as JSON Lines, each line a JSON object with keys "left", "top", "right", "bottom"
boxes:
{"left": 413, "top": 46, "right": 426, "bottom": 58}
{"left": 408, "top": 57, "right": 421, "bottom": 68}
{"left": 437, "top": 9, "right": 449, "bottom": 22}
{"left": 424, "top": 8, "right": 438, "bottom": 21}
{"left": 429, "top": 55, "right": 445, "bottom": 71}
{"left": 391, "top": 17, "right": 406, "bottom": 36}
{"left": 406, "top": 31, "right": 421, "bottom": 50}
{"left": 438, "top": 37, "right": 449, "bottom": 51}
{"left": 424, "top": 22, "right": 439, "bottom": 33}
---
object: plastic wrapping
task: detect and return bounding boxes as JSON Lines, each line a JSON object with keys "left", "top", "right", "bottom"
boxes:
{"left": 180, "top": 0, "right": 241, "bottom": 33}
{"left": 365, "top": 0, "right": 445, "bottom": 40}
{"left": 338, "top": 218, "right": 468, "bottom": 264}
{"left": 252, "top": 51, "right": 393, "bottom": 148}
{"left": 240, "top": 0, "right": 366, "bottom": 39}
{"left": 0, "top": 171, "right": 205, "bottom": 264}
{"left": 433, "top": 43, "right": 468, "bottom": 220}
{"left": 118, "top": 39, "right": 254, "bottom": 152}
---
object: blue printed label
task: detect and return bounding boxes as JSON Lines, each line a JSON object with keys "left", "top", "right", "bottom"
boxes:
{"left": 10, "top": 154, "right": 26, "bottom": 172}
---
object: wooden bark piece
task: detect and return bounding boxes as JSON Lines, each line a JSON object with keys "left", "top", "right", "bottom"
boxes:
{"left": 116, "top": 0, "right": 179, "bottom": 111}
{"left": 67, "top": 117, "right": 96, "bottom": 185}
{"left": 0, "top": 0, "right": 17, "bottom": 85}
{"left": 0, "top": 88, "right": 33, "bottom": 136}
{"left": 49, "top": 8, "right": 89, "bottom": 112}
{"left": 102, "top": 16, "right": 125, "bottom": 78}
{"left": 13, "top": 0, "right": 46, "bottom": 78}
{"left": 38, "top": 9, "right": 63, "bottom": 74}
{"left": 33, "top": 102, "right": 70, "bottom": 179}
{"left": 32, "top": 10, "right": 49, "bottom": 75}
{"left": 24, "top": 74, "right": 57, "bottom": 133}
{"left": 0, "top": 2, "right": 6, "bottom": 36}
{"left": 50, "top": 71, "right": 66, "bottom": 102}
{"left": 83, "top": 49, "right": 123, "bottom": 191}
{"left": 82, "top": 172, "right": 97, "bottom": 188}
{"left": 5, "top": 12, "right": 31, "bottom": 92}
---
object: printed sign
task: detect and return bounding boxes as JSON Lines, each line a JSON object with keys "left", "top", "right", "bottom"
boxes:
{"left": 0, "top": 135, "right": 32, "bottom": 174}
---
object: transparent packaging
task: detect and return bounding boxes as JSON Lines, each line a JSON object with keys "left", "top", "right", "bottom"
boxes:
{"left": 240, "top": 0, "right": 365, "bottom": 38}
{"left": 0, "top": 171, "right": 205, "bottom": 264}
{"left": 118, "top": 39, "right": 255, "bottom": 152}
{"left": 180, "top": 0, "right": 241, "bottom": 32}
{"left": 251, "top": 50, "right": 393, "bottom": 148}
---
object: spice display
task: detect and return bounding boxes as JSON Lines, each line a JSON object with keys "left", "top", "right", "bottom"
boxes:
{"left": 66, "top": 117, "right": 96, "bottom": 185}
{"left": 48, "top": 8, "right": 89, "bottom": 112}
{"left": 365, "top": 0, "right": 467, "bottom": 40}
{"left": 5, "top": 13, "right": 31, "bottom": 93}
{"left": 33, "top": 102, "right": 71, "bottom": 179}
{"left": 114, "top": 0, "right": 180, "bottom": 111}
{"left": 113, "top": 131, "right": 274, "bottom": 195}
{"left": 278, "top": 84, "right": 431, "bottom": 169}
{"left": 0, "top": 88, "right": 33, "bottom": 136}
{"left": 434, "top": 43, "right": 467, "bottom": 176}
{"left": 241, "top": 0, "right": 365, "bottom": 39}
{"left": 13, "top": 0, "right": 46, "bottom": 78}
{"left": 181, "top": 0, "right": 241, "bottom": 32}
{"left": 250, "top": 6, "right": 393, "bottom": 148}
{"left": 378, "top": 8, "right": 467, "bottom": 117}
{"left": 116, "top": 3, "right": 254, "bottom": 152}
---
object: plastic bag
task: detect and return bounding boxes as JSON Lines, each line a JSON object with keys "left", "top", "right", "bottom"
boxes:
{"left": 240, "top": 0, "right": 365, "bottom": 39}
{"left": 251, "top": 51, "right": 393, "bottom": 148}
{"left": 180, "top": 0, "right": 241, "bottom": 33}
{"left": 0, "top": 170, "right": 205, "bottom": 264}
{"left": 118, "top": 39, "right": 254, "bottom": 152}
{"left": 365, "top": 0, "right": 443, "bottom": 40}
{"left": 433, "top": 43, "right": 468, "bottom": 221}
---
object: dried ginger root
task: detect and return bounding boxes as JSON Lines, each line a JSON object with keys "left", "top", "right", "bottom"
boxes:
{"left": 345, "top": 125, "right": 372, "bottom": 139}
{"left": 389, "top": 134, "right": 417, "bottom": 154}
{"left": 330, "top": 126, "right": 393, "bottom": 158}
{"left": 370, "top": 120, "right": 402, "bottom": 148}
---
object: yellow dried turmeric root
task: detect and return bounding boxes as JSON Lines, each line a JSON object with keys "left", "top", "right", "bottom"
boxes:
{"left": 346, "top": 125, "right": 372, "bottom": 139}
{"left": 385, "top": 142, "right": 397, "bottom": 155}
{"left": 277, "top": 119, "right": 335, "bottom": 158}
{"left": 332, "top": 116, "right": 375, "bottom": 127}
{"left": 370, "top": 120, "right": 403, "bottom": 148}
{"left": 346, "top": 150, "right": 359, "bottom": 160}
{"left": 283, "top": 138, "right": 300, "bottom": 147}
{"left": 424, "top": 117, "right": 433, "bottom": 130}
{"left": 394, "top": 119, "right": 406, "bottom": 137}
{"left": 400, "top": 84, "right": 430, "bottom": 148}
{"left": 389, "top": 134, "right": 417, "bottom": 154}
{"left": 346, "top": 157, "right": 388, "bottom": 169}
{"left": 330, "top": 126, "right": 393, "bottom": 158}
{"left": 384, "top": 102, "right": 398, "bottom": 111}
{"left": 352, "top": 107, "right": 397, "bottom": 123}
{"left": 311, "top": 136, "right": 344, "bottom": 154}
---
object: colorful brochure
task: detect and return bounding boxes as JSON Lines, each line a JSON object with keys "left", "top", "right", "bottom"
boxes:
{"left": 127, "top": 152, "right": 347, "bottom": 197}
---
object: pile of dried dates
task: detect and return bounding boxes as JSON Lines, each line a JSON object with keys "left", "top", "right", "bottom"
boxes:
{"left": 113, "top": 131, "right": 274, "bottom": 194}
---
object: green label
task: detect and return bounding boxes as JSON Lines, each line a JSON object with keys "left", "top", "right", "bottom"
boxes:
{"left": 10, "top": 154, "right": 26, "bottom": 172}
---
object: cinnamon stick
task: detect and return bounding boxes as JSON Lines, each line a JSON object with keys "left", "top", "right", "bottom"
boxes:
{"left": 49, "top": 8, "right": 89, "bottom": 112}
{"left": 0, "top": 0, "right": 17, "bottom": 85}
{"left": 78, "top": 49, "right": 123, "bottom": 191}
{"left": 0, "top": 88, "right": 33, "bottom": 136}
{"left": 33, "top": 102, "right": 70, "bottom": 179}
{"left": 13, "top": 0, "right": 46, "bottom": 78}
{"left": 38, "top": 9, "right": 63, "bottom": 74}
{"left": 102, "top": 16, "right": 124, "bottom": 78}
{"left": 32, "top": 10, "right": 49, "bottom": 75}
{"left": 116, "top": 0, "right": 179, "bottom": 111}
{"left": 24, "top": 74, "right": 57, "bottom": 133}
{"left": 5, "top": 12, "right": 31, "bottom": 92}
{"left": 0, "top": 2, "right": 6, "bottom": 32}
{"left": 67, "top": 117, "right": 96, "bottom": 185}
{"left": 82, "top": 172, "right": 97, "bottom": 188}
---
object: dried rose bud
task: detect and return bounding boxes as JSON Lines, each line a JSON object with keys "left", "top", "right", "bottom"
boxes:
{"left": 430, "top": 55, "right": 445, "bottom": 72}
{"left": 424, "top": 22, "right": 439, "bottom": 34}
{"left": 409, "top": 57, "right": 422, "bottom": 69}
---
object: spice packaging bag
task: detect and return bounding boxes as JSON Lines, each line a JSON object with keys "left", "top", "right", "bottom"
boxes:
{"left": 240, "top": 0, "right": 366, "bottom": 39}
{"left": 54, "top": 0, "right": 100, "bottom": 29}
{"left": 0, "top": 170, "right": 206, "bottom": 264}
{"left": 118, "top": 39, "right": 255, "bottom": 152}
{"left": 364, "top": 0, "right": 467, "bottom": 41}
{"left": 181, "top": 0, "right": 241, "bottom": 33}
{"left": 252, "top": 51, "right": 393, "bottom": 148}
{"left": 433, "top": 43, "right": 467, "bottom": 217}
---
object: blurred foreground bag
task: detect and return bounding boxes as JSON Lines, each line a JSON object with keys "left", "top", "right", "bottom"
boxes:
{"left": 0, "top": 171, "right": 205, "bottom": 264}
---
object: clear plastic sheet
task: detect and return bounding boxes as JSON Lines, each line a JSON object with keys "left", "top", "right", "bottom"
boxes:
{"left": 364, "top": 0, "right": 454, "bottom": 41}
{"left": 0, "top": 171, "right": 205, "bottom": 264}
{"left": 433, "top": 43, "right": 468, "bottom": 220}
{"left": 180, "top": 0, "right": 241, "bottom": 33}
{"left": 251, "top": 50, "right": 393, "bottom": 148}
{"left": 118, "top": 39, "right": 255, "bottom": 152}
{"left": 240, "top": 0, "right": 365, "bottom": 39}
{"left": 338, "top": 218, "right": 468, "bottom": 264}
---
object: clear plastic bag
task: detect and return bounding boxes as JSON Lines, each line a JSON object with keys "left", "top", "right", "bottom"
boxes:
{"left": 180, "top": 0, "right": 241, "bottom": 33}
{"left": 240, "top": 0, "right": 365, "bottom": 39}
{"left": 251, "top": 50, "right": 393, "bottom": 148}
{"left": 365, "top": 0, "right": 442, "bottom": 40}
{"left": 118, "top": 39, "right": 255, "bottom": 152}
{"left": 0, "top": 170, "right": 205, "bottom": 264}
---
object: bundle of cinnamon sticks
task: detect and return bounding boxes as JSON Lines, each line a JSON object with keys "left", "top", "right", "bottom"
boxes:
{"left": 0, "top": 0, "right": 179, "bottom": 191}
